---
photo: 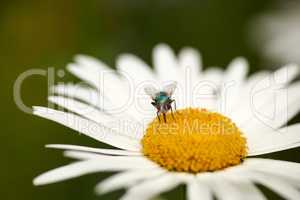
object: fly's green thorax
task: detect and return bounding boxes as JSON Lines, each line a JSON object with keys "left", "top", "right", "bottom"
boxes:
{"left": 155, "top": 92, "right": 169, "bottom": 104}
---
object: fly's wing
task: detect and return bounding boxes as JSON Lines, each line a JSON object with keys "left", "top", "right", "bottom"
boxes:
{"left": 144, "top": 85, "right": 159, "bottom": 99}
{"left": 162, "top": 81, "right": 177, "bottom": 97}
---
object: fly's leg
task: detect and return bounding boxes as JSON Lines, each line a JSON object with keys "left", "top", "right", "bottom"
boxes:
{"left": 173, "top": 99, "right": 177, "bottom": 111}
{"left": 157, "top": 111, "right": 161, "bottom": 123}
{"left": 170, "top": 106, "right": 176, "bottom": 121}
{"left": 163, "top": 113, "right": 167, "bottom": 123}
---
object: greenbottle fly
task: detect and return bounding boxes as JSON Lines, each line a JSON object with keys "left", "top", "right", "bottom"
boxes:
{"left": 144, "top": 82, "right": 177, "bottom": 123}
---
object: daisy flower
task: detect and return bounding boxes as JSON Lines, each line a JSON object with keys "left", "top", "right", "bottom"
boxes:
{"left": 33, "top": 44, "right": 300, "bottom": 200}
{"left": 250, "top": 1, "right": 300, "bottom": 64}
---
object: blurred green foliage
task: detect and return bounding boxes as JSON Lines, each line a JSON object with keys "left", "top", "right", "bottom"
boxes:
{"left": 1, "top": 0, "right": 299, "bottom": 200}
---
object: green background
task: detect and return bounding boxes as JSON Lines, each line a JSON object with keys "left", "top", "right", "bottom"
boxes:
{"left": 1, "top": 0, "right": 299, "bottom": 199}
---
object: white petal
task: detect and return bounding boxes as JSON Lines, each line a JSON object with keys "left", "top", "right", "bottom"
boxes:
{"left": 221, "top": 57, "right": 249, "bottom": 115}
{"left": 230, "top": 71, "right": 270, "bottom": 122}
{"left": 203, "top": 67, "right": 224, "bottom": 83}
{"left": 247, "top": 123, "right": 300, "bottom": 155}
{"left": 33, "top": 160, "right": 102, "bottom": 185}
{"left": 48, "top": 96, "right": 142, "bottom": 137}
{"left": 242, "top": 71, "right": 270, "bottom": 95}
{"left": 178, "top": 47, "right": 202, "bottom": 73}
{"left": 240, "top": 170, "right": 300, "bottom": 199}
{"left": 34, "top": 156, "right": 155, "bottom": 186}
{"left": 95, "top": 168, "right": 164, "bottom": 194}
{"left": 51, "top": 84, "right": 141, "bottom": 123}
{"left": 74, "top": 54, "right": 111, "bottom": 72}
{"left": 226, "top": 159, "right": 300, "bottom": 199}
{"left": 117, "top": 54, "right": 156, "bottom": 83}
{"left": 187, "top": 178, "right": 212, "bottom": 200}
{"left": 283, "top": 82, "right": 300, "bottom": 124}
{"left": 51, "top": 83, "right": 105, "bottom": 108}
{"left": 48, "top": 96, "right": 114, "bottom": 123}
{"left": 69, "top": 55, "right": 122, "bottom": 91}
{"left": 63, "top": 151, "right": 155, "bottom": 169}
{"left": 274, "top": 63, "right": 299, "bottom": 84}
{"left": 73, "top": 55, "right": 142, "bottom": 117}
{"left": 178, "top": 47, "right": 201, "bottom": 86}
{"left": 33, "top": 107, "right": 141, "bottom": 151}
{"left": 243, "top": 158, "right": 300, "bottom": 181}
{"left": 120, "top": 174, "right": 182, "bottom": 200}
{"left": 67, "top": 62, "right": 129, "bottom": 102}
{"left": 224, "top": 57, "right": 249, "bottom": 83}
{"left": 117, "top": 53, "right": 185, "bottom": 120}
{"left": 63, "top": 152, "right": 157, "bottom": 169}
{"left": 208, "top": 175, "right": 266, "bottom": 200}
{"left": 46, "top": 144, "right": 141, "bottom": 156}
{"left": 242, "top": 81, "right": 300, "bottom": 136}
{"left": 67, "top": 60, "right": 140, "bottom": 119}
{"left": 193, "top": 67, "right": 223, "bottom": 110}
{"left": 234, "top": 64, "right": 299, "bottom": 129}
{"left": 153, "top": 44, "right": 179, "bottom": 81}
{"left": 67, "top": 63, "right": 103, "bottom": 89}
{"left": 176, "top": 47, "right": 202, "bottom": 108}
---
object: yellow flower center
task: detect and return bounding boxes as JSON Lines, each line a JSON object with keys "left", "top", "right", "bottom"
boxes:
{"left": 142, "top": 108, "right": 247, "bottom": 173}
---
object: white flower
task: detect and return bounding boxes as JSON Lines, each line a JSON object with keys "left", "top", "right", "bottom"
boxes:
{"left": 250, "top": 1, "right": 300, "bottom": 64}
{"left": 33, "top": 44, "right": 300, "bottom": 200}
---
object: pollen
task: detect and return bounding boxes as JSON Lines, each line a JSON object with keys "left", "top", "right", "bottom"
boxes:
{"left": 142, "top": 108, "right": 247, "bottom": 173}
